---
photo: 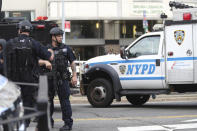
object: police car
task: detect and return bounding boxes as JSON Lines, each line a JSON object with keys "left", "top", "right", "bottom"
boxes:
{"left": 0, "top": 75, "right": 25, "bottom": 131}
{"left": 80, "top": 3, "right": 197, "bottom": 107}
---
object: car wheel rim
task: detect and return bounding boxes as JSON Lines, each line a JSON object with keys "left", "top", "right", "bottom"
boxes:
{"left": 92, "top": 86, "right": 106, "bottom": 102}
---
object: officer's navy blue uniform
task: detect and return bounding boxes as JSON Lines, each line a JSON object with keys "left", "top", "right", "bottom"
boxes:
{"left": 48, "top": 43, "right": 75, "bottom": 128}
{"left": 16, "top": 34, "right": 51, "bottom": 60}
{"left": 6, "top": 34, "right": 51, "bottom": 126}
{"left": 0, "top": 52, "right": 3, "bottom": 75}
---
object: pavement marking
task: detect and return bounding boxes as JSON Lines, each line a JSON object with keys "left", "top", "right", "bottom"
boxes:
{"left": 118, "top": 123, "right": 197, "bottom": 131}
{"left": 54, "top": 114, "right": 197, "bottom": 122}
{"left": 118, "top": 125, "right": 172, "bottom": 131}
{"left": 182, "top": 119, "right": 197, "bottom": 123}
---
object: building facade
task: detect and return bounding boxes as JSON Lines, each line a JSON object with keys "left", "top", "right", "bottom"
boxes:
{"left": 2, "top": 0, "right": 197, "bottom": 60}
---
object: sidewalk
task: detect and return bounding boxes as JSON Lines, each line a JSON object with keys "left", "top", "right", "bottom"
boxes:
{"left": 54, "top": 92, "right": 197, "bottom": 104}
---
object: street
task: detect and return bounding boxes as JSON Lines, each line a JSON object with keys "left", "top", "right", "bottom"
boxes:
{"left": 28, "top": 94, "right": 197, "bottom": 131}
{"left": 2, "top": 1, "right": 197, "bottom": 131}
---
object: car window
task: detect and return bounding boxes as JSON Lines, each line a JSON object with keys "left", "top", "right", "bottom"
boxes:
{"left": 127, "top": 35, "right": 160, "bottom": 58}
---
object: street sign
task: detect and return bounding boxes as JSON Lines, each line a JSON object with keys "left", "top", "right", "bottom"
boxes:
{"left": 65, "top": 21, "right": 71, "bottom": 32}
{"left": 143, "top": 10, "right": 148, "bottom": 33}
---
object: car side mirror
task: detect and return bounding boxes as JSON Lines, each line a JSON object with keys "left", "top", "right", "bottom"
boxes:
{"left": 120, "top": 47, "right": 127, "bottom": 59}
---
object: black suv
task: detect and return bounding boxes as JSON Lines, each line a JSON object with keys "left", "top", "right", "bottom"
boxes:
{"left": 0, "top": 17, "right": 57, "bottom": 46}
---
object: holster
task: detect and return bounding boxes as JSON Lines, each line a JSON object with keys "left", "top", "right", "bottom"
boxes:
{"left": 61, "top": 71, "right": 71, "bottom": 81}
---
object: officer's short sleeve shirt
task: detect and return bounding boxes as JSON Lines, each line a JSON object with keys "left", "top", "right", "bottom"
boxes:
{"left": 31, "top": 39, "right": 51, "bottom": 60}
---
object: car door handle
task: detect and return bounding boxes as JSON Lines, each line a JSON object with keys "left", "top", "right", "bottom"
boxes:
{"left": 156, "top": 59, "right": 160, "bottom": 66}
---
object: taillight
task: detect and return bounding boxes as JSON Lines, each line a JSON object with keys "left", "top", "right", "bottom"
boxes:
{"left": 85, "top": 64, "right": 89, "bottom": 69}
{"left": 42, "top": 16, "right": 48, "bottom": 20}
{"left": 183, "top": 13, "right": 192, "bottom": 20}
{"left": 36, "top": 25, "right": 45, "bottom": 29}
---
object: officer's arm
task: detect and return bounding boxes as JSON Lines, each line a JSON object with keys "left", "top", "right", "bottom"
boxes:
{"left": 33, "top": 40, "right": 53, "bottom": 61}
{"left": 48, "top": 49, "right": 54, "bottom": 61}
{"left": 71, "top": 61, "right": 77, "bottom": 86}
{"left": 38, "top": 59, "right": 52, "bottom": 70}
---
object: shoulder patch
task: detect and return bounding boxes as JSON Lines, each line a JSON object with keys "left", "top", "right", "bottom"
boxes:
{"left": 62, "top": 48, "right": 67, "bottom": 53}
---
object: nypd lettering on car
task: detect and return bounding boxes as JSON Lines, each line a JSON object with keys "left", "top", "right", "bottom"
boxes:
{"left": 126, "top": 64, "right": 155, "bottom": 75}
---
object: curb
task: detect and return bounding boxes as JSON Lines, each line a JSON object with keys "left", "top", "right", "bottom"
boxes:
{"left": 54, "top": 93, "right": 197, "bottom": 104}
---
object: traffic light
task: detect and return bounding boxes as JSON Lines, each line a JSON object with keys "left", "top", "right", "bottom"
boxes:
{"left": 133, "top": 25, "right": 137, "bottom": 39}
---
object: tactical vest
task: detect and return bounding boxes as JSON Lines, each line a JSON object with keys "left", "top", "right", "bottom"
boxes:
{"left": 6, "top": 37, "right": 37, "bottom": 82}
{"left": 52, "top": 45, "right": 70, "bottom": 81}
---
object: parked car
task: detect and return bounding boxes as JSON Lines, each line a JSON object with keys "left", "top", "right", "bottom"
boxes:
{"left": 0, "top": 75, "right": 25, "bottom": 131}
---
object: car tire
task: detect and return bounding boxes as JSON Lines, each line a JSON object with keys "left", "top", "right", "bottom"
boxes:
{"left": 126, "top": 95, "right": 150, "bottom": 106}
{"left": 87, "top": 78, "right": 114, "bottom": 107}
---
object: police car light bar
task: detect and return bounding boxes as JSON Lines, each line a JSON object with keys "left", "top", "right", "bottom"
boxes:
{"left": 169, "top": 1, "right": 194, "bottom": 10}
{"left": 35, "top": 16, "right": 48, "bottom": 21}
{"left": 183, "top": 13, "right": 192, "bottom": 20}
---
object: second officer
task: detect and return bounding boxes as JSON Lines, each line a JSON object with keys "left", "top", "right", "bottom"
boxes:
{"left": 48, "top": 27, "right": 77, "bottom": 131}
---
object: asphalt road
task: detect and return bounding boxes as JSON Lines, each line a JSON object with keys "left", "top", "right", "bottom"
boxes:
{"left": 28, "top": 93, "right": 197, "bottom": 131}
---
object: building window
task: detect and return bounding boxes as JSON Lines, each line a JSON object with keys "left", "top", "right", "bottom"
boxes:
{"left": 120, "top": 20, "right": 157, "bottom": 39}
{"left": 5, "top": 11, "right": 34, "bottom": 21}
{"left": 99, "top": 46, "right": 105, "bottom": 55}
{"left": 66, "top": 20, "right": 103, "bottom": 39}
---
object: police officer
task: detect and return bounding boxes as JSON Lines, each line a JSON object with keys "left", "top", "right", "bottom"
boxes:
{"left": 5, "top": 20, "right": 54, "bottom": 127}
{"left": 48, "top": 27, "right": 77, "bottom": 131}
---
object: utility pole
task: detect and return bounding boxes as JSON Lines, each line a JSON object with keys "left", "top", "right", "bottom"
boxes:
{"left": 62, "top": 0, "right": 65, "bottom": 43}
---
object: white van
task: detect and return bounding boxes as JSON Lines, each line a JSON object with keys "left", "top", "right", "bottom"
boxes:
{"left": 80, "top": 7, "right": 197, "bottom": 107}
